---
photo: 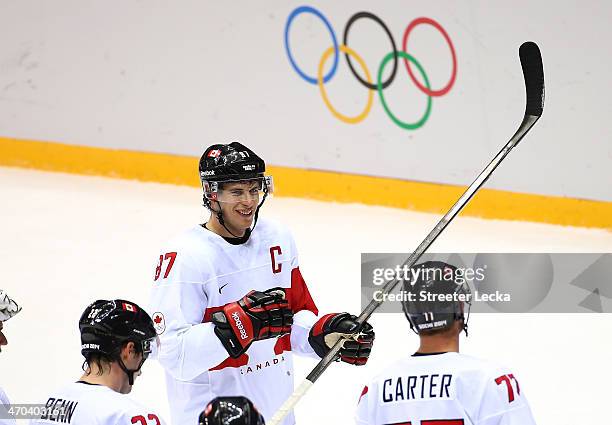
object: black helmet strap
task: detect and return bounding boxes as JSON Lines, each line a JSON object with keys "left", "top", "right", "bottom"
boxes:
{"left": 204, "top": 185, "right": 269, "bottom": 244}
{"left": 115, "top": 343, "right": 147, "bottom": 386}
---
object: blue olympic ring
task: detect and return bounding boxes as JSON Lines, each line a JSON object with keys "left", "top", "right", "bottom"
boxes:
{"left": 284, "top": 5, "right": 339, "bottom": 85}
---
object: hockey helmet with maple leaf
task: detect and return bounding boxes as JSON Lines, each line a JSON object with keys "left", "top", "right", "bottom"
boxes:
{"left": 79, "top": 299, "right": 157, "bottom": 384}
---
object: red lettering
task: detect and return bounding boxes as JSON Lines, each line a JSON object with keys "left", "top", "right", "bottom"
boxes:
{"left": 163, "top": 252, "right": 177, "bottom": 278}
{"left": 495, "top": 374, "right": 515, "bottom": 402}
{"left": 154, "top": 252, "right": 177, "bottom": 281}
{"left": 154, "top": 255, "right": 163, "bottom": 281}
{"left": 270, "top": 246, "right": 282, "bottom": 273}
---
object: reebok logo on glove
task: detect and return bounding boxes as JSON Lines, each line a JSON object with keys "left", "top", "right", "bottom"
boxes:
{"left": 212, "top": 288, "right": 294, "bottom": 358}
{"left": 231, "top": 311, "right": 249, "bottom": 340}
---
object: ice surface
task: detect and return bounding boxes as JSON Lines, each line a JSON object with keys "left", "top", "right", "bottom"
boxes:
{"left": 0, "top": 166, "right": 610, "bottom": 424}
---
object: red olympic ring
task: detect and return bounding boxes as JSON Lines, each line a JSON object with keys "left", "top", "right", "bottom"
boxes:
{"left": 402, "top": 17, "right": 457, "bottom": 97}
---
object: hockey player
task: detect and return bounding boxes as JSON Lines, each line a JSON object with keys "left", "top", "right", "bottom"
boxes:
{"left": 355, "top": 261, "right": 537, "bottom": 425}
{"left": 150, "top": 141, "right": 375, "bottom": 425}
{"left": 0, "top": 290, "right": 21, "bottom": 425}
{"left": 30, "top": 299, "right": 166, "bottom": 425}
{"left": 199, "top": 396, "right": 265, "bottom": 425}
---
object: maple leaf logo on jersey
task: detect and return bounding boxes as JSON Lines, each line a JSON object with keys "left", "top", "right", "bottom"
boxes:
{"left": 152, "top": 312, "right": 166, "bottom": 335}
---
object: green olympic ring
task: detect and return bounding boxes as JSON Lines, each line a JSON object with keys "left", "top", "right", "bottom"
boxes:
{"left": 377, "top": 51, "right": 432, "bottom": 130}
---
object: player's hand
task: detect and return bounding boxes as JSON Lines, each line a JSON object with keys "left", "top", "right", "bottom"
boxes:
{"left": 212, "top": 288, "right": 293, "bottom": 358}
{"left": 0, "top": 290, "right": 21, "bottom": 322}
{"left": 309, "top": 313, "right": 374, "bottom": 365}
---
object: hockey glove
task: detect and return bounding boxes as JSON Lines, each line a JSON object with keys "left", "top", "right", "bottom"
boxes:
{"left": 0, "top": 290, "right": 21, "bottom": 322}
{"left": 309, "top": 313, "right": 374, "bottom": 365}
{"left": 212, "top": 288, "right": 293, "bottom": 358}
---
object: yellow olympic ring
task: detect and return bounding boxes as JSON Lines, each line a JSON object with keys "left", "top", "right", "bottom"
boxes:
{"left": 317, "top": 45, "right": 374, "bottom": 124}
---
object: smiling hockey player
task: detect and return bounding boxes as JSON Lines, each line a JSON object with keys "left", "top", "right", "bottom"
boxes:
{"left": 150, "top": 141, "right": 375, "bottom": 425}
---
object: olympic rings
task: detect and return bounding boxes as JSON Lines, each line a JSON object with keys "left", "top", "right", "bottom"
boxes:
{"left": 319, "top": 45, "right": 374, "bottom": 124}
{"left": 377, "top": 51, "right": 432, "bottom": 130}
{"left": 284, "top": 6, "right": 457, "bottom": 130}
{"left": 402, "top": 17, "right": 457, "bottom": 97}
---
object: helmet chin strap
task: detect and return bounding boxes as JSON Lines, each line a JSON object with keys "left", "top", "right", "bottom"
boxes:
{"left": 461, "top": 302, "right": 471, "bottom": 337}
{"left": 206, "top": 188, "right": 269, "bottom": 243}
{"left": 117, "top": 355, "right": 146, "bottom": 386}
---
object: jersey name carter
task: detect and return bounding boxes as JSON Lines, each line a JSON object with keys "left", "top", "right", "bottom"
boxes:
{"left": 356, "top": 352, "right": 536, "bottom": 425}
{"left": 382, "top": 373, "right": 453, "bottom": 402}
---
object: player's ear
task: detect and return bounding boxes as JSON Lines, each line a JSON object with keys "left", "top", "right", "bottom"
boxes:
{"left": 121, "top": 341, "right": 136, "bottom": 360}
{"left": 208, "top": 199, "right": 221, "bottom": 213}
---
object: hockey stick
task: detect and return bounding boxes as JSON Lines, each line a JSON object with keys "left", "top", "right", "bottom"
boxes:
{"left": 269, "top": 41, "right": 544, "bottom": 425}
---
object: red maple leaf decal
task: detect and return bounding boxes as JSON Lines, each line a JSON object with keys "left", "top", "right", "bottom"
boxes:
{"left": 154, "top": 315, "right": 162, "bottom": 324}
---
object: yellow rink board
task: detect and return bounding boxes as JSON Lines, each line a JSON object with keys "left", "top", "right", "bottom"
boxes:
{"left": 1, "top": 136, "right": 610, "bottom": 229}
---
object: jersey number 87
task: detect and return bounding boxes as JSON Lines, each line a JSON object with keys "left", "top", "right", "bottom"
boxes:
{"left": 154, "top": 252, "right": 177, "bottom": 281}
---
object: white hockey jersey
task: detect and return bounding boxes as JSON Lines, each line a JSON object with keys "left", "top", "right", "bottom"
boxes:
{"left": 29, "top": 381, "right": 166, "bottom": 425}
{"left": 356, "top": 352, "right": 536, "bottom": 425}
{"left": 149, "top": 218, "right": 319, "bottom": 425}
{"left": 0, "top": 386, "right": 15, "bottom": 425}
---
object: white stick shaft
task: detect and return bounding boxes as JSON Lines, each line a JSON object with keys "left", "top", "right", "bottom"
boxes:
{"left": 268, "top": 380, "right": 314, "bottom": 425}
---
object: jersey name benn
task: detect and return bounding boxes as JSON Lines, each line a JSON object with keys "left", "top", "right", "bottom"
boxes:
{"left": 40, "top": 397, "right": 79, "bottom": 423}
{"left": 382, "top": 374, "right": 452, "bottom": 402}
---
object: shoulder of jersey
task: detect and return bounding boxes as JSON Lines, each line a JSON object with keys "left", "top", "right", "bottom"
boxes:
{"left": 253, "top": 217, "right": 293, "bottom": 240}
{"left": 64, "top": 383, "right": 162, "bottom": 421}
{"left": 115, "top": 394, "right": 162, "bottom": 421}
{"left": 452, "top": 353, "right": 513, "bottom": 378}
{"left": 369, "top": 353, "right": 507, "bottom": 383}
{"left": 158, "top": 225, "right": 218, "bottom": 256}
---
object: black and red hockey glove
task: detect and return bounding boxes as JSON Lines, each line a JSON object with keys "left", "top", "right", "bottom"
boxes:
{"left": 308, "top": 313, "right": 374, "bottom": 365}
{"left": 212, "top": 288, "right": 294, "bottom": 358}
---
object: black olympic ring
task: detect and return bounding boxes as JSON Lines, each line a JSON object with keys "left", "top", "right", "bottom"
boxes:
{"left": 343, "top": 12, "right": 398, "bottom": 90}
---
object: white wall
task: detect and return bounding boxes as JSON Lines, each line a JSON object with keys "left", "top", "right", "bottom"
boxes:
{"left": 0, "top": 0, "right": 610, "bottom": 202}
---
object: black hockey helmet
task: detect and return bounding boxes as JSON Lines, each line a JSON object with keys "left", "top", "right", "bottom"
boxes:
{"left": 199, "top": 141, "right": 273, "bottom": 240}
{"left": 79, "top": 299, "right": 156, "bottom": 384}
{"left": 401, "top": 261, "right": 471, "bottom": 335}
{"left": 199, "top": 397, "right": 265, "bottom": 425}
{"left": 200, "top": 141, "right": 265, "bottom": 182}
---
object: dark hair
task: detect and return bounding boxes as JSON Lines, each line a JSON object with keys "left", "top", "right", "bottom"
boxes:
{"left": 81, "top": 341, "right": 136, "bottom": 375}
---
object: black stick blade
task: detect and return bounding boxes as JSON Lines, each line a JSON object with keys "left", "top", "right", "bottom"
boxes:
{"left": 519, "top": 41, "right": 545, "bottom": 117}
